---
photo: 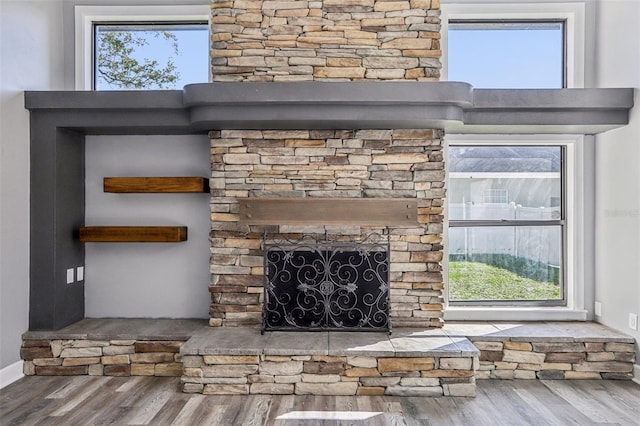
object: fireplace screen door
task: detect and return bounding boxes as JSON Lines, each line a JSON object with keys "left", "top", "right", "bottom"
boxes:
{"left": 262, "top": 233, "right": 390, "bottom": 332}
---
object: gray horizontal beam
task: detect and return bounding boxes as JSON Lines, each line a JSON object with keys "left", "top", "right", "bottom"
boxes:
{"left": 25, "top": 82, "right": 634, "bottom": 134}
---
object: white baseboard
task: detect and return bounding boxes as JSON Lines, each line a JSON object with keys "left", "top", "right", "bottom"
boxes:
{"left": 0, "top": 360, "right": 24, "bottom": 389}
{"left": 633, "top": 364, "right": 640, "bottom": 386}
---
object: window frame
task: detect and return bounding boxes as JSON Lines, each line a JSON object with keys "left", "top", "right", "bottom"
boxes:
{"left": 443, "top": 135, "right": 589, "bottom": 321}
{"left": 74, "top": 5, "right": 210, "bottom": 90}
{"left": 447, "top": 144, "right": 567, "bottom": 307}
{"left": 441, "top": 2, "right": 586, "bottom": 88}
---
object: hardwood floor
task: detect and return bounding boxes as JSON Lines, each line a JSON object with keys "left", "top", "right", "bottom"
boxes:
{"left": 2, "top": 377, "right": 639, "bottom": 425}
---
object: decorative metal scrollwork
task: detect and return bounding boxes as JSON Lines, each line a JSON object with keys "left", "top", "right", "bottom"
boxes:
{"left": 262, "top": 231, "right": 390, "bottom": 332}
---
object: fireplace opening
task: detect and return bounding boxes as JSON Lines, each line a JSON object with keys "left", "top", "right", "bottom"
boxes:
{"left": 262, "top": 231, "right": 390, "bottom": 333}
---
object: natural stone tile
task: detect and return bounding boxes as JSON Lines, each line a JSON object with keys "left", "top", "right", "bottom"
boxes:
{"left": 203, "top": 384, "right": 249, "bottom": 395}
{"left": 59, "top": 348, "right": 102, "bottom": 358}
{"left": 250, "top": 383, "right": 294, "bottom": 394}
{"left": 265, "top": 332, "right": 328, "bottom": 356}
{"left": 301, "top": 373, "right": 341, "bottom": 383}
{"left": 585, "top": 342, "right": 605, "bottom": 352}
{"left": 494, "top": 361, "right": 518, "bottom": 370}
{"left": 303, "top": 361, "right": 345, "bottom": 374}
{"left": 614, "top": 352, "right": 636, "bottom": 362}
{"left": 502, "top": 350, "right": 546, "bottom": 364}
{"left": 70, "top": 340, "right": 110, "bottom": 348}
{"left": 385, "top": 385, "right": 443, "bottom": 397}
{"left": 378, "top": 357, "right": 435, "bottom": 373}
{"left": 513, "top": 370, "right": 537, "bottom": 379}
{"left": 537, "top": 370, "right": 565, "bottom": 380}
{"left": 545, "top": 352, "right": 586, "bottom": 363}
{"left": 155, "top": 363, "right": 183, "bottom": 377}
{"left": 203, "top": 365, "right": 259, "bottom": 377}
{"left": 604, "top": 343, "right": 635, "bottom": 352}
{"left": 20, "top": 347, "right": 53, "bottom": 360}
{"left": 360, "top": 376, "right": 400, "bottom": 387}
{"left": 62, "top": 357, "right": 100, "bottom": 366}
{"left": 531, "top": 343, "right": 585, "bottom": 353}
{"left": 183, "top": 383, "right": 204, "bottom": 393}
{"left": 274, "top": 375, "right": 302, "bottom": 384}
{"left": 347, "top": 356, "right": 377, "bottom": 368}
{"left": 248, "top": 374, "right": 275, "bottom": 383}
{"left": 203, "top": 355, "right": 260, "bottom": 365}
{"left": 564, "top": 371, "right": 602, "bottom": 379}
{"left": 491, "top": 370, "right": 514, "bottom": 380}
{"left": 102, "top": 346, "right": 135, "bottom": 356}
{"left": 357, "top": 386, "right": 385, "bottom": 396}
{"left": 101, "top": 355, "right": 130, "bottom": 365}
{"left": 480, "top": 351, "right": 503, "bottom": 362}
{"left": 587, "top": 352, "right": 615, "bottom": 361}
{"left": 443, "top": 383, "right": 476, "bottom": 397}
{"left": 103, "top": 365, "right": 130, "bottom": 377}
{"left": 295, "top": 382, "right": 358, "bottom": 395}
{"left": 503, "top": 341, "right": 532, "bottom": 351}
{"left": 439, "top": 358, "right": 472, "bottom": 370}
{"left": 573, "top": 361, "right": 633, "bottom": 373}
{"left": 36, "top": 365, "right": 88, "bottom": 376}
{"left": 399, "top": 377, "right": 440, "bottom": 387}
{"left": 131, "top": 364, "right": 155, "bottom": 376}
{"left": 129, "top": 353, "right": 174, "bottom": 364}
{"left": 344, "top": 367, "right": 380, "bottom": 377}
{"left": 259, "top": 361, "right": 303, "bottom": 376}
{"left": 88, "top": 364, "right": 103, "bottom": 376}
{"left": 33, "top": 358, "right": 63, "bottom": 366}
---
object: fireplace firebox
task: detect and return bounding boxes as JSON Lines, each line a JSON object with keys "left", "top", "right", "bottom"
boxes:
{"left": 262, "top": 232, "right": 390, "bottom": 333}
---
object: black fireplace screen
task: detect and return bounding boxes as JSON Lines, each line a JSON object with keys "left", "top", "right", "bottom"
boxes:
{"left": 262, "top": 232, "right": 390, "bottom": 332}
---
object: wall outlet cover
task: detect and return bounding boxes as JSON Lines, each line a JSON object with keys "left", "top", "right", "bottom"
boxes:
{"left": 629, "top": 313, "right": 638, "bottom": 331}
{"left": 77, "top": 266, "right": 84, "bottom": 281}
{"left": 66, "top": 268, "right": 74, "bottom": 284}
{"left": 594, "top": 301, "right": 602, "bottom": 316}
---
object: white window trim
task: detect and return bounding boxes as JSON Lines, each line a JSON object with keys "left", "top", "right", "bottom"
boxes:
{"left": 74, "top": 5, "right": 210, "bottom": 90}
{"left": 441, "top": 2, "right": 586, "bottom": 88}
{"left": 443, "top": 134, "right": 589, "bottom": 321}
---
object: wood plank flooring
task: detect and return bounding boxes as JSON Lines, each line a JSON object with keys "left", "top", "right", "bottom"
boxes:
{"left": 2, "top": 377, "right": 639, "bottom": 425}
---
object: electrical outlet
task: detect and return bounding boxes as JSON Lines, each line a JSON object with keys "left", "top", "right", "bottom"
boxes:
{"left": 629, "top": 313, "right": 638, "bottom": 331}
{"left": 595, "top": 301, "right": 602, "bottom": 316}
{"left": 66, "top": 268, "right": 74, "bottom": 284}
{"left": 77, "top": 266, "right": 84, "bottom": 281}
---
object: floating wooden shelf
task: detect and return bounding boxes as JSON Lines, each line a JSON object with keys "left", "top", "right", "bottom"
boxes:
{"left": 104, "top": 177, "right": 209, "bottom": 193}
{"left": 238, "top": 198, "right": 418, "bottom": 226}
{"left": 79, "top": 226, "right": 188, "bottom": 243}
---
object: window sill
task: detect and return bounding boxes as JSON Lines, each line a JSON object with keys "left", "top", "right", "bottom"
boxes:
{"left": 444, "top": 306, "right": 588, "bottom": 322}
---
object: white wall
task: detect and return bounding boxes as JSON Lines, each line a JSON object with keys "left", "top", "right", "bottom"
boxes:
{"left": 85, "top": 135, "right": 210, "bottom": 318}
{"left": 594, "top": 0, "right": 640, "bottom": 357}
{"left": 0, "top": 0, "right": 66, "bottom": 373}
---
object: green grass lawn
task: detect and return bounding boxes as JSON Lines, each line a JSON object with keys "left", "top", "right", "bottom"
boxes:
{"left": 449, "top": 261, "right": 561, "bottom": 301}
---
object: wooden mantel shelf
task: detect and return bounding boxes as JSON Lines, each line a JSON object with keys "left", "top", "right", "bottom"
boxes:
{"left": 79, "top": 226, "right": 188, "bottom": 243}
{"left": 238, "top": 198, "right": 418, "bottom": 226}
{"left": 104, "top": 177, "right": 209, "bottom": 193}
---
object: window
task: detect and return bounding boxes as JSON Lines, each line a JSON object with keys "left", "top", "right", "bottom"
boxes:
{"left": 75, "top": 5, "right": 210, "bottom": 90}
{"left": 441, "top": 2, "right": 585, "bottom": 88}
{"left": 94, "top": 22, "right": 208, "bottom": 90}
{"left": 448, "top": 21, "right": 565, "bottom": 88}
{"left": 448, "top": 145, "right": 565, "bottom": 306}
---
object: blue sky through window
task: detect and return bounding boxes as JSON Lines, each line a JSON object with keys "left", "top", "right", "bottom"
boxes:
{"left": 448, "top": 22, "right": 564, "bottom": 88}
{"left": 95, "top": 24, "right": 209, "bottom": 90}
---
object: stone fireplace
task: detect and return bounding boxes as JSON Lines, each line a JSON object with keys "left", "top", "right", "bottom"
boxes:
{"left": 209, "top": 129, "right": 445, "bottom": 329}
{"left": 207, "top": 0, "right": 445, "bottom": 330}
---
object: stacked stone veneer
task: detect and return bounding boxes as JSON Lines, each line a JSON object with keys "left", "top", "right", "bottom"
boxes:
{"left": 211, "top": 0, "right": 441, "bottom": 81}
{"left": 182, "top": 354, "right": 477, "bottom": 396}
{"left": 21, "top": 339, "right": 185, "bottom": 377}
{"left": 472, "top": 339, "right": 636, "bottom": 380}
{"left": 209, "top": 129, "right": 445, "bottom": 328}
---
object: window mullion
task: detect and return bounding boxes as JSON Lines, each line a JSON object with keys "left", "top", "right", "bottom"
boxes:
{"left": 449, "top": 220, "right": 565, "bottom": 227}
